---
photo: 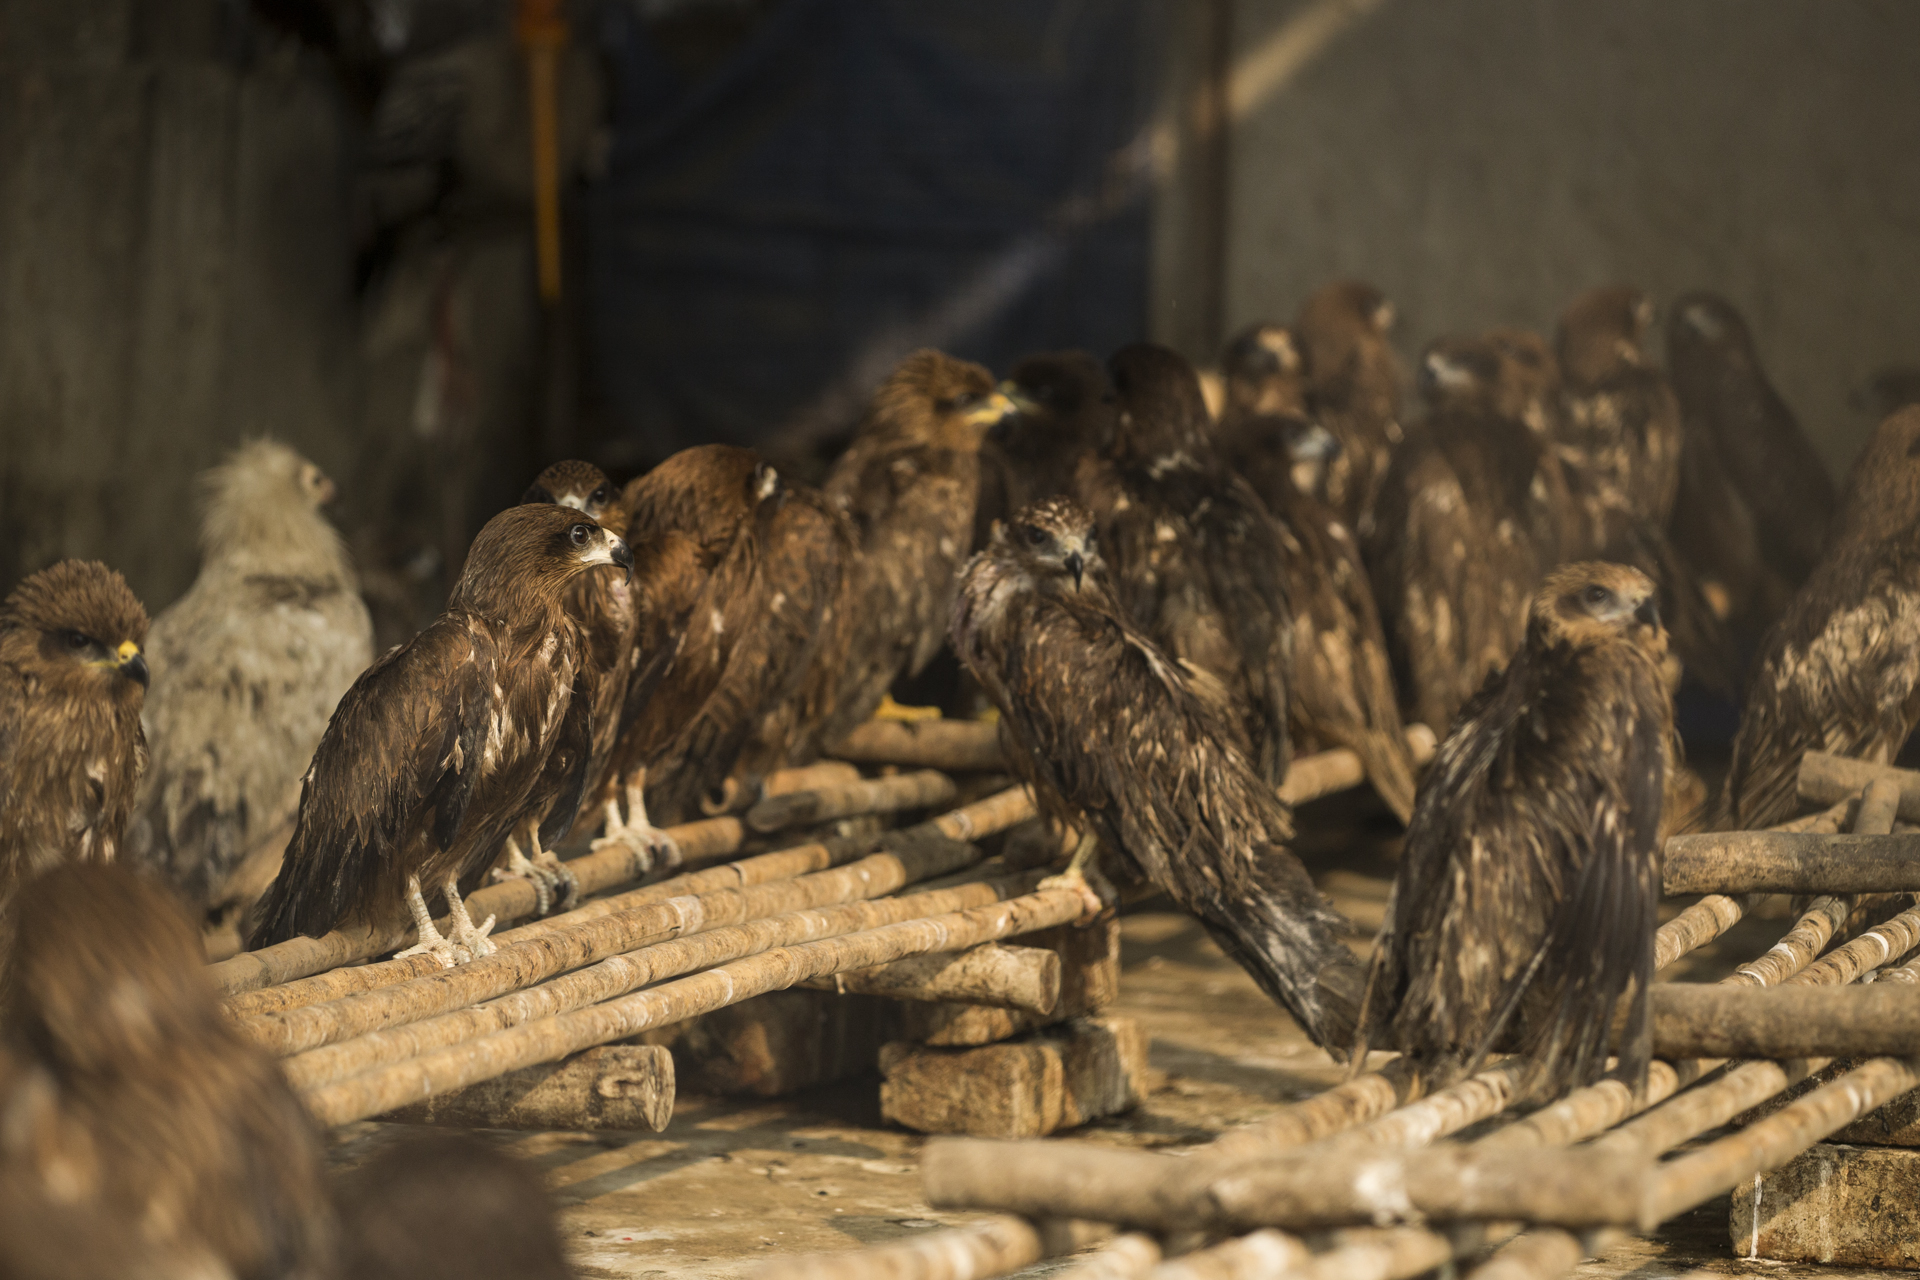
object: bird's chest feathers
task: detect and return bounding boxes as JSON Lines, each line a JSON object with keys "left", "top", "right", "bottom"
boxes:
{"left": 479, "top": 628, "right": 579, "bottom": 775}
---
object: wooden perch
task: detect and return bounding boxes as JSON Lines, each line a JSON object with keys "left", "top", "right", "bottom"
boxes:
{"left": 754, "top": 1217, "right": 1109, "bottom": 1280}
{"left": 920, "top": 1137, "right": 1651, "bottom": 1232}
{"left": 239, "top": 834, "right": 985, "bottom": 1057}
{"left": 299, "top": 883, "right": 1088, "bottom": 1125}
{"left": 1278, "top": 726, "right": 1438, "bottom": 807}
{"left": 809, "top": 943, "right": 1060, "bottom": 1014}
{"left": 1661, "top": 831, "right": 1920, "bottom": 894}
{"left": 281, "top": 872, "right": 1035, "bottom": 1094}
{"left": 829, "top": 718, "right": 1008, "bottom": 773}
{"left": 700, "top": 760, "right": 860, "bottom": 815}
{"left": 1147, "top": 1230, "right": 1303, "bottom": 1279}
{"left": 379, "top": 1045, "right": 673, "bottom": 1132}
{"left": 1798, "top": 751, "right": 1920, "bottom": 822}
{"left": 747, "top": 769, "right": 959, "bottom": 833}
{"left": 1646, "top": 982, "right": 1920, "bottom": 1058}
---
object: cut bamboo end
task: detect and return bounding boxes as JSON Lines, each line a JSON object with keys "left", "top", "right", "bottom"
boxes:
{"left": 378, "top": 1044, "right": 673, "bottom": 1132}
{"left": 1798, "top": 752, "right": 1920, "bottom": 823}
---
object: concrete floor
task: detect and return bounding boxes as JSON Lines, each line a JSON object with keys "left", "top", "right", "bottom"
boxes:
{"left": 325, "top": 787, "right": 1891, "bottom": 1279}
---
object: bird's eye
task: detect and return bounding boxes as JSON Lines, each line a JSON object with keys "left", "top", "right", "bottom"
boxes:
{"left": 590, "top": 485, "right": 610, "bottom": 506}
{"left": 569, "top": 523, "right": 592, "bottom": 547}
{"left": 62, "top": 630, "right": 91, "bottom": 651}
{"left": 1019, "top": 524, "right": 1046, "bottom": 548}
{"left": 1583, "top": 585, "right": 1613, "bottom": 608}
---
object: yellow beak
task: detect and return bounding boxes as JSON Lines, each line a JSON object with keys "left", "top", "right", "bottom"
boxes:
{"left": 962, "top": 390, "right": 1019, "bottom": 427}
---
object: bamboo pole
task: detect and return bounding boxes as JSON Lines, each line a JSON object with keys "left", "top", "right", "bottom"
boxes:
{"left": 811, "top": 943, "right": 1061, "bottom": 1013}
{"left": 1145, "top": 1230, "right": 1304, "bottom": 1279}
{"left": 1797, "top": 751, "right": 1920, "bottom": 821}
{"left": 1278, "top": 726, "right": 1438, "bottom": 807}
{"left": 749, "top": 1217, "right": 1110, "bottom": 1280}
{"left": 1661, "top": 831, "right": 1920, "bottom": 894}
{"left": 379, "top": 1044, "right": 673, "bottom": 1132}
{"left": 748, "top": 770, "right": 959, "bottom": 833}
{"left": 703, "top": 761, "right": 861, "bottom": 815}
{"left": 1205, "top": 1058, "right": 1419, "bottom": 1161}
{"left": 282, "top": 873, "right": 1034, "bottom": 1094}
{"left": 1785, "top": 900, "right": 1920, "bottom": 986}
{"left": 829, "top": 718, "right": 1008, "bottom": 773}
{"left": 240, "top": 836, "right": 985, "bottom": 1057}
{"left": 300, "top": 884, "right": 1087, "bottom": 1125}
{"left": 1645, "top": 982, "right": 1920, "bottom": 1058}
{"left": 919, "top": 1138, "right": 1650, "bottom": 1233}
{"left": 1652, "top": 894, "right": 1759, "bottom": 970}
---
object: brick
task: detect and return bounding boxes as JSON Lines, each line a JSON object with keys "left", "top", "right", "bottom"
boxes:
{"left": 878, "top": 1015, "right": 1148, "bottom": 1138}
{"left": 1730, "top": 1142, "right": 1920, "bottom": 1268}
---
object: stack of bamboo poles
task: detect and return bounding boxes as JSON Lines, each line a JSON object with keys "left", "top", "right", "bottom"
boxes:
{"left": 213, "top": 719, "right": 1434, "bottom": 1133}
{"left": 761, "top": 753, "right": 1920, "bottom": 1280}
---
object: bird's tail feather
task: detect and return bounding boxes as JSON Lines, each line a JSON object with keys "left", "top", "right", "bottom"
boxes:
{"left": 1354, "top": 728, "right": 1419, "bottom": 826}
{"left": 1192, "top": 858, "right": 1365, "bottom": 1052}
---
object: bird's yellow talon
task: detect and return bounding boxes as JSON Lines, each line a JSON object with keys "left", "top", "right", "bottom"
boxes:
{"left": 873, "top": 694, "right": 942, "bottom": 723}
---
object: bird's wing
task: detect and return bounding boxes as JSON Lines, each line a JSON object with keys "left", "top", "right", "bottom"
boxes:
{"left": 247, "top": 616, "right": 497, "bottom": 946}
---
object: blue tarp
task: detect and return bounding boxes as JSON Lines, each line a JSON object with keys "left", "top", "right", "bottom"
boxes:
{"left": 586, "top": 0, "right": 1157, "bottom": 463}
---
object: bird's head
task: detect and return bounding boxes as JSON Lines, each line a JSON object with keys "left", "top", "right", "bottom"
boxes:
{"left": 198, "top": 439, "right": 349, "bottom": 572}
{"left": 453, "top": 504, "right": 633, "bottom": 615}
{"left": 1484, "top": 327, "right": 1562, "bottom": 433}
{"left": 522, "top": 459, "right": 615, "bottom": 523}
{"left": 1107, "top": 342, "right": 1214, "bottom": 466}
{"left": 1555, "top": 284, "right": 1652, "bottom": 385}
{"left": 1832, "top": 405, "right": 1920, "bottom": 543}
{"left": 1531, "top": 561, "right": 1665, "bottom": 659}
{"left": 994, "top": 351, "right": 1112, "bottom": 451}
{"left": 622, "top": 445, "right": 781, "bottom": 560}
{"left": 0, "top": 560, "right": 149, "bottom": 698}
{"left": 1294, "top": 279, "right": 1395, "bottom": 381}
{"left": 1221, "top": 324, "right": 1306, "bottom": 419}
{"left": 1665, "top": 291, "right": 1754, "bottom": 371}
{"left": 869, "top": 349, "right": 1016, "bottom": 451}
{"left": 994, "top": 497, "right": 1103, "bottom": 595}
{"left": 1417, "top": 336, "right": 1500, "bottom": 410}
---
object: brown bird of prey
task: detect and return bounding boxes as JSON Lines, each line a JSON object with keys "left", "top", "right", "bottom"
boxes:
{"left": 1295, "top": 280, "right": 1404, "bottom": 528}
{"left": 1366, "top": 335, "right": 1565, "bottom": 736}
{"left": 953, "top": 496, "right": 1366, "bottom": 1047}
{"left": 509, "top": 459, "right": 635, "bottom": 910}
{"left": 1221, "top": 322, "right": 1309, "bottom": 421}
{"left": 989, "top": 350, "right": 1114, "bottom": 518}
{"left": 820, "top": 349, "right": 1016, "bottom": 733}
{"left": 1075, "top": 343, "right": 1294, "bottom": 784}
{"left": 1667, "top": 291, "right": 1838, "bottom": 628}
{"left": 1721, "top": 407, "right": 1920, "bottom": 829}
{"left": 248, "top": 503, "right": 630, "bottom": 965}
{"left": 1554, "top": 286, "right": 1683, "bottom": 529}
{"left": 126, "top": 441, "right": 373, "bottom": 926}
{"left": 1356, "top": 562, "right": 1674, "bottom": 1097}
{"left": 592, "top": 445, "right": 844, "bottom": 858}
{"left": 0, "top": 863, "right": 335, "bottom": 1278}
{"left": 0, "top": 561, "right": 149, "bottom": 930}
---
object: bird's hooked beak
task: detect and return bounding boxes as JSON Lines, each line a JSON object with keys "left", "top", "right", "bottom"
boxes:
{"left": 963, "top": 390, "right": 1020, "bottom": 430}
{"left": 107, "top": 640, "right": 148, "bottom": 688}
{"left": 1634, "top": 596, "right": 1661, "bottom": 630}
{"left": 580, "top": 532, "right": 635, "bottom": 583}
{"left": 1421, "top": 351, "right": 1473, "bottom": 394}
{"left": 998, "top": 380, "right": 1042, "bottom": 416}
{"left": 1064, "top": 551, "right": 1085, "bottom": 589}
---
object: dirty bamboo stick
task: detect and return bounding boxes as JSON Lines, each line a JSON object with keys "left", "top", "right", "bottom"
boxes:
{"left": 240, "top": 835, "right": 985, "bottom": 1057}
{"left": 283, "top": 873, "right": 1036, "bottom": 1093}
{"left": 1797, "top": 751, "right": 1920, "bottom": 821}
{"left": 1144, "top": 1230, "right": 1304, "bottom": 1280}
{"left": 1645, "top": 982, "right": 1920, "bottom": 1058}
{"left": 379, "top": 1044, "right": 674, "bottom": 1132}
{"left": 748, "top": 769, "right": 959, "bottom": 833}
{"left": 750, "top": 1216, "right": 1109, "bottom": 1280}
{"left": 1661, "top": 831, "right": 1920, "bottom": 894}
{"left": 701, "top": 761, "right": 860, "bottom": 815}
{"left": 1785, "top": 899, "right": 1920, "bottom": 986}
{"left": 301, "top": 884, "right": 1087, "bottom": 1125}
{"left": 829, "top": 718, "right": 1008, "bottom": 773}
{"left": 808, "top": 942, "right": 1061, "bottom": 1013}
{"left": 1278, "top": 726, "right": 1438, "bottom": 807}
{"left": 920, "top": 1138, "right": 1650, "bottom": 1233}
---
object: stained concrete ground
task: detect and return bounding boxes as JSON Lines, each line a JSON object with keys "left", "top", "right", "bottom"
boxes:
{"left": 324, "top": 780, "right": 1894, "bottom": 1280}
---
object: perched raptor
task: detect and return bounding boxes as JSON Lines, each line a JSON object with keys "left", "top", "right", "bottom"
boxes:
{"left": 990, "top": 350, "right": 1113, "bottom": 518}
{"left": 248, "top": 504, "right": 630, "bottom": 965}
{"left": 127, "top": 441, "right": 373, "bottom": 925}
{"left": 1367, "top": 336, "right": 1564, "bottom": 736}
{"left": 1220, "top": 322, "right": 1309, "bottom": 421}
{"left": 0, "top": 863, "right": 335, "bottom": 1278}
{"left": 1075, "top": 343, "right": 1294, "bottom": 784}
{"left": 0, "top": 561, "right": 149, "bottom": 931}
{"left": 952, "top": 497, "right": 1366, "bottom": 1048}
{"left": 1357, "top": 562, "right": 1674, "bottom": 1098}
{"left": 1555, "top": 286, "right": 1683, "bottom": 528}
{"left": 1667, "top": 291, "right": 1837, "bottom": 633}
{"left": 1295, "top": 280, "right": 1404, "bottom": 529}
{"left": 821, "top": 349, "right": 1016, "bottom": 734}
{"left": 1721, "top": 407, "right": 1920, "bottom": 829}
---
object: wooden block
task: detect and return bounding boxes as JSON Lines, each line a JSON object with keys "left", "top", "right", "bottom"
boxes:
{"left": 634, "top": 988, "right": 896, "bottom": 1097}
{"left": 879, "top": 1015, "right": 1147, "bottom": 1138}
{"left": 897, "top": 917, "right": 1119, "bottom": 1047}
{"left": 807, "top": 942, "right": 1062, "bottom": 1014}
{"left": 380, "top": 1045, "right": 673, "bottom": 1132}
{"left": 1731, "top": 1142, "right": 1920, "bottom": 1267}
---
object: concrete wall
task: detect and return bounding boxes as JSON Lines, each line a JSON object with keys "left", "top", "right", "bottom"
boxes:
{"left": 1206, "top": 0, "right": 1920, "bottom": 479}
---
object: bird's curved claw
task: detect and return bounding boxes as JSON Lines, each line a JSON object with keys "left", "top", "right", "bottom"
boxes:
{"left": 493, "top": 843, "right": 575, "bottom": 916}
{"left": 592, "top": 822, "right": 681, "bottom": 875}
